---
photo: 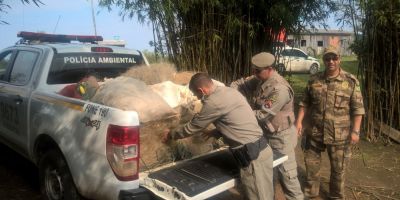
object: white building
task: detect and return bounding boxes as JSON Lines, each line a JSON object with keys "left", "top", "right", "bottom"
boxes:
{"left": 287, "top": 29, "right": 354, "bottom": 56}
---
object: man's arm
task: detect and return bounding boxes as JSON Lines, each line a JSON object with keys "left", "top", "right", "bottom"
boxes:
{"left": 296, "top": 106, "right": 307, "bottom": 137}
{"left": 254, "top": 86, "right": 291, "bottom": 122}
{"left": 230, "top": 76, "right": 259, "bottom": 97}
{"left": 296, "top": 80, "right": 312, "bottom": 137}
{"left": 350, "top": 115, "right": 363, "bottom": 144}
{"left": 349, "top": 77, "right": 365, "bottom": 144}
{"left": 163, "top": 100, "right": 221, "bottom": 142}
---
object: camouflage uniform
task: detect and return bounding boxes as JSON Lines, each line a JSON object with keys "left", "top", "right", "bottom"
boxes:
{"left": 299, "top": 69, "right": 365, "bottom": 199}
{"left": 231, "top": 72, "right": 304, "bottom": 200}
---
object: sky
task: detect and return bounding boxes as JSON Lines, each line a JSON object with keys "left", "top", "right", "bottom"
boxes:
{"left": 0, "top": 0, "right": 154, "bottom": 51}
{"left": 0, "top": 1, "right": 349, "bottom": 52}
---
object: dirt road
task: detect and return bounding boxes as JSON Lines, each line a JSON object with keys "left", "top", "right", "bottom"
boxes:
{"left": 0, "top": 139, "right": 399, "bottom": 200}
{"left": 0, "top": 143, "right": 41, "bottom": 200}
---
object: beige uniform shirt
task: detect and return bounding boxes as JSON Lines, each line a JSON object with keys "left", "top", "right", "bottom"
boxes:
{"left": 230, "top": 72, "right": 294, "bottom": 132}
{"left": 173, "top": 86, "right": 263, "bottom": 147}
{"left": 299, "top": 69, "right": 365, "bottom": 144}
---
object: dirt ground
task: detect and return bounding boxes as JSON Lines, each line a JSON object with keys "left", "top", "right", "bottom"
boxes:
{"left": 294, "top": 139, "right": 400, "bottom": 200}
{"left": 0, "top": 138, "right": 399, "bottom": 200}
{"left": 211, "top": 139, "right": 400, "bottom": 200}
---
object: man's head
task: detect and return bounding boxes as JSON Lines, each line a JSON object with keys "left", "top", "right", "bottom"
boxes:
{"left": 322, "top": 46, "right": 341, "bottom": 75}
{"left": 189, "top": 73, "right": 214, "bottom": 100}
{"left": 251, "top": 52, "right": 276, "bottom": 81}
{"left": 77, "top": 71, "right": 101, "bottom": 100}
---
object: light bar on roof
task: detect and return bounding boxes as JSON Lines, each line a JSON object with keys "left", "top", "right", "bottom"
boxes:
{"left": 17, "top": 31, "right": 103, "bottom": 43}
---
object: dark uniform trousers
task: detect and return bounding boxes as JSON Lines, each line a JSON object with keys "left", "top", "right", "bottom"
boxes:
{"left": 241, "top": 145, "right": 274, "bottom": 200}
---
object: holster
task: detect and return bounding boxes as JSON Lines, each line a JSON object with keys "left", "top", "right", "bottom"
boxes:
{"left": 230, "top": 136, "right": 268, "bottom": 168}
{"left": 301, "top": 134, "right": 307, "bottom": 151}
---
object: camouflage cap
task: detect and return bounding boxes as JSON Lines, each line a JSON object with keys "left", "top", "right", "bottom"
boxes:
{"left": 323, "top": 46, "right": 340, "bottom": 57}
{"left": 251, "top": 52, "right": 275, "bottom": 68}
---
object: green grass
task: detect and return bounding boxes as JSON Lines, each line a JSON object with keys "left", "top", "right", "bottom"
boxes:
{"left": 286, "top": 74, "right": 309, "bottom": 95}
{"left": 286, "top": 55, "right": 359, "bottom": 95}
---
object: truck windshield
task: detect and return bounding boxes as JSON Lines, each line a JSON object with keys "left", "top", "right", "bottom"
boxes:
{"left": 47, "top": 52, "right": 144, "bottom": 84}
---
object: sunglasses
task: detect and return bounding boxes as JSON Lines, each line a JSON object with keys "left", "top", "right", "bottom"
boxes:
{"left": 323, "top": 56, "right": 339, "bottom": 62}
{"left": 253, "top": 67, "right": 270, "bottom": 73}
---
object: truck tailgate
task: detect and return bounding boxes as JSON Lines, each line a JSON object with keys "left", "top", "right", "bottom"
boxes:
{"left": 139, "top": 148, "right": 288, "bottom": 200}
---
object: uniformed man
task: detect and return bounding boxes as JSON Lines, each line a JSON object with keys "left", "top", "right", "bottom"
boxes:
{"left": 59, "top": 72, "right": 100, "bottom": 100}
{"left": 162, "top": 72, "right": 274, "bottom": 200}
{"left": 230, "top": 52, "right": 304, "bottom": 200}
{"left": 295, "top": 46, "right": 365, "bottom": 199}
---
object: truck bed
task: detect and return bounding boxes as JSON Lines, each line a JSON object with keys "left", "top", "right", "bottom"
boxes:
{"left": 139, "top": 148, "right": 287, "bottom": 200}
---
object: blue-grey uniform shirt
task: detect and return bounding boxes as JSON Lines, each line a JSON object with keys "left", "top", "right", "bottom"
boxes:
{"left": 172, "top": 86, "right": 263, "bottom": 147}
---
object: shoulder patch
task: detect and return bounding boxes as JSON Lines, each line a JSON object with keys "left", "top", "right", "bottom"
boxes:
{"left": 343, "top": 71, "right": 359, "bottom": 85}
{"left": 355, "top": 85, "right": 361, "bottom": 92}
{"left": 311, "top": 83, "right": 323, "bottom": 88}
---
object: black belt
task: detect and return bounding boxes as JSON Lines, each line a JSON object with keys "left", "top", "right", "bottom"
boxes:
{"left": 230, "top": 136, "right": 269, "bottom": 168}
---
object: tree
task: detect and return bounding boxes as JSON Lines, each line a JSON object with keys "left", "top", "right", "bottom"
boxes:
{"left": 0, "top": 0, "right": 43, "bottom": 24}
{"left": 334, "top": 0, "right": 364, "bottom": 56}
{"left": 358, "top": 0, "right": 400, "bottom": 141}
{"left": 99, "top": 0, "right": 336, "bottom": 82}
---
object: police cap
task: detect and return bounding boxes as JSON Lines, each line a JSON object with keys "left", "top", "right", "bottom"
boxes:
{"left": 251, "top": 52, "right": 275, "bottom": 68}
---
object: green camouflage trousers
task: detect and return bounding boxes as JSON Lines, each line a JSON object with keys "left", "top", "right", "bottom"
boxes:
{"left": 303, "top": 138, "right": 352, "bottom": 199}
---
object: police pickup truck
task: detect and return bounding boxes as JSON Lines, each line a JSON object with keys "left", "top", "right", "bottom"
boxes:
{"left": 0, "top": 32, "right": 287, "bottom": 200}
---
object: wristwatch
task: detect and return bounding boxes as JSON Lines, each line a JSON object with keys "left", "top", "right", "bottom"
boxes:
{"left": 351, "top": 130, "right": 360, "bottom": 136}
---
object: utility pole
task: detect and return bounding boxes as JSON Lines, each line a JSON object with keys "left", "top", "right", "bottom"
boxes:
{"left": 91, "top": 0, "right": 97, "bottom": 36}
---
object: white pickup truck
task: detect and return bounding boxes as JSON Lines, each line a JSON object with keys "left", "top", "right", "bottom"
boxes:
{"left": 0, "top": 32, "right": 287, "bottom": 200}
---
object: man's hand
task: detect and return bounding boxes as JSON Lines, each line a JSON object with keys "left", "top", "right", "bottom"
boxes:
{"left": 350, "top": 132, "right": 360, "bottom": 144}
{"left": 264, "top": 100, "right": 273, "bottom": 108}
{"left": 162, "top": 129, "right": 172, "bottom": 143}
{"left": 201, "top": 129, "right": 220, "bottom": 140}
{"left": 295, "top": 121, "right": 303, "bottom": 137}
{"left": 296, "top": 106, "right": 306, "bottom": 137}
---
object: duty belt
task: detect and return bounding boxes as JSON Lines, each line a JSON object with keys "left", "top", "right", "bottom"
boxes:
{"left": 230, "top": 136, "right": 269, "bottom": 168}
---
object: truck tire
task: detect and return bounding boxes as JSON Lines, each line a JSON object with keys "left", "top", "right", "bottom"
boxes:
{"left": 309, "top": 63, "right": 319, "bottom": 74}
{"left": 39, "top": 150, "right": 81, "bottom": 200}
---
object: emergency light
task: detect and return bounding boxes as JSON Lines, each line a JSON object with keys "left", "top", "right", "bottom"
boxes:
{"left": 17, "top": 31, "right": 103, "bottom": 43}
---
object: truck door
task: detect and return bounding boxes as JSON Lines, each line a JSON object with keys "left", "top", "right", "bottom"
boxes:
{"left": 0, "top": 49, "right": 39, "bottom": 154}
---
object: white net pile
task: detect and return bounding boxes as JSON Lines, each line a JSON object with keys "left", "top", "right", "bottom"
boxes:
{"left": 90, "top": 63, "right": 223, "bottom": 170}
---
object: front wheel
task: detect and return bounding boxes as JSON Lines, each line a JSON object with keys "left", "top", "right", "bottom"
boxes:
{"left": 39, "top": 150, "right": 81, "bottom": 200}
{"left": 309, "top": 63, "right": 319, "bottom": 74}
